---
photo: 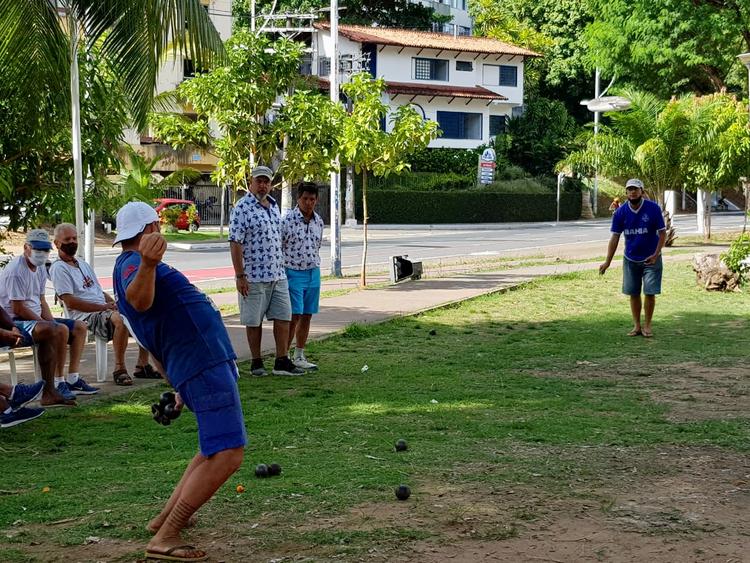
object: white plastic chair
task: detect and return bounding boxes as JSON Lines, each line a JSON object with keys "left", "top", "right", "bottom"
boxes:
{"left": 1, "top": 344, "right": 41, "bottom": 386}
{"left": 59, "top": 302, "right": 109, "bottom": 383}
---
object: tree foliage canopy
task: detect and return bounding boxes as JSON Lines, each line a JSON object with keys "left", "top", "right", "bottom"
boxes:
{"left": 233, "top": 0, "right": 443, "bottom": 30}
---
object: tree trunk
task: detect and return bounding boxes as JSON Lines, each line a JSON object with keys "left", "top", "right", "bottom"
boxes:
{"left": 580, "top": 190, "right": 594, "bottom": 219}
{"left": 360, "top": 171, "right": 369, "bottom": 288}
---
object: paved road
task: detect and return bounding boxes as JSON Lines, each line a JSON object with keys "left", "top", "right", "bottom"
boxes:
{"left": 87, "top": 213, "right": 746, "bottom": 290}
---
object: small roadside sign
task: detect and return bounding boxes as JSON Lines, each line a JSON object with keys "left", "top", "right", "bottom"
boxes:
{"left": 477, "top": 148, "right": 496, "bottom": 185}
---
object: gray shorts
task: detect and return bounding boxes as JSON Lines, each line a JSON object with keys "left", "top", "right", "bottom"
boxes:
{"left": 83, "top": 310, "right": 115, "bottom": 340}
{"left": 239, "top": 279, "right": 292, "bottom": 326}
{"left": 622, "top": 256, "right": 663, "bottom": 296}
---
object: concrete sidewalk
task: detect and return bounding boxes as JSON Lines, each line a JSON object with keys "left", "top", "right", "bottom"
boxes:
{"left": 0, "top": 249, "right": 713, "bottom": 400}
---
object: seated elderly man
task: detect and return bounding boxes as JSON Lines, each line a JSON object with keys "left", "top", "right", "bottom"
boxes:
{"left": 0, "top": 274, "right": 73, "bottom": 407}
{"left": 0, "top": 229, "right": 90, "bottom": 402}
{"left": 50, "top": 223, "right": 157, "bottom": 385}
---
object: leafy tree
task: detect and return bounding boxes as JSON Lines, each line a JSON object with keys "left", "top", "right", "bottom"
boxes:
{"left": 0, "top": 0, "right": 225, "bottom": 129}
{"left": 272, "top": 90, "right": 346, "bottom": 183}
{"left": 682, "top": 93, "right": 750, "bottom": 238}
{"left": 496, "top": 97, "right": 580, "bottom": 177}
{"left": 0, "top": 0, "right": 224, "bottom": 228}
{"left": 561, "top": 90, "right": 691, "bottom": 203}
{"left": 584, "top": 0, "right": 750, "bottom": 97}
{"left": 233, "top": 0, "right": 445, "bottom": 30}
{"left": 340, "top": 73, "right": 439, "bottom": 286}
{"left": 0, "top": 45, "right": 129, "bottom": 229}
{"left": 150, "top": 31, "right": 305, "bottom": 191}
{"left": 472, "top": 0, "right": 594, "bottom": 120}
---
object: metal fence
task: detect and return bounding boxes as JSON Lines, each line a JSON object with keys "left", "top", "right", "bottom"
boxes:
{"left": 160, "top": 182, "right": 332, "bottom": 226}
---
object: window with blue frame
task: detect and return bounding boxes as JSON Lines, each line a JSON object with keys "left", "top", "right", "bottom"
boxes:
{"left": 489, "top": 115, "right": 508, "bottom": 136}
{"left": 413, "top": 58, "right": 449, "bottom": 81}
{"left": 482, "top": 64, "right": 518, "bottom": 87}
{"left": 436, "top": 111, "right": 482, "bottom": 140}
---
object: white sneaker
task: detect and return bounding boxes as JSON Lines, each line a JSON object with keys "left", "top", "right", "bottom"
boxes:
{"left": 293, "top": 356, "right": 318, "bottom": 371}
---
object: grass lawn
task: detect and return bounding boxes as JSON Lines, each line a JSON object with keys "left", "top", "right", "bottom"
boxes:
{"left": 2, "top": 264, "right": 750, "bottom": 561}
{"left": 161, "top": 231, "right": 227, "bottom": 243}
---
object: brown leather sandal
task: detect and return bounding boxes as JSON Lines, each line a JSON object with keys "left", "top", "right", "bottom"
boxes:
{"left": 112, "top": 369, "right": 133, "bottom": 386}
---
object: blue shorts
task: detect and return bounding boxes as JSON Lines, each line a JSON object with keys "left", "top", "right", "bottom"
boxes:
{"left": 13, "top": 320, "right": 37, "bottom": 347}
{"left": 286, "top": 267, "right": 321, "bottom": 315}
{"left": 54, "top": 318, "right": 78, "bottom": 344}
{"left": 177, "top": 361, "right": 247, "bottom": 457}
{"left": 622, "top": 256, "right": 663, "bottom": 296}
{"left": 13, "top": 319, "right": 77, "bottom": 346}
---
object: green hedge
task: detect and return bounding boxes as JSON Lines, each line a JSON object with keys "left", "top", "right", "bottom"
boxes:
{"left": 356, "top": 191, "right": 581, "bottom": 223}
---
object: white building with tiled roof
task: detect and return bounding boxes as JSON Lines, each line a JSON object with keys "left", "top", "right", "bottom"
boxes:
{"left": 313, "top": 24, "right": 540, "bottom": 149}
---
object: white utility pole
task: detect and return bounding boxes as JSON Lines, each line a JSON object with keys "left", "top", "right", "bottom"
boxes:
{"left": 329, "top": 0, "right": 342, "bottom": 276}
{"left": 69, "top": 14, "right": 85, "bottom": 259}
{"left": 593, "top": 68, "right": 600, "bottom": 217}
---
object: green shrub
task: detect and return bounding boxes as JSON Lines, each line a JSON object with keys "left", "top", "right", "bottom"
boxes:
{"left": 361, "top": 172, "right": 473, "bottom": 192}
{"left": 721, "top": 231, "right": 750, "bottom": 283}
{"left": 408, "top": 147, "right": 489, "bottom": 176}
{"left": 485, "top": 178, "right": 551, "bottom": 194}
{"left": 356, "top": 190, "right": 580, "bottom": 223}
{"left": 496, "top": 165, "right": 527, "bottom": 181}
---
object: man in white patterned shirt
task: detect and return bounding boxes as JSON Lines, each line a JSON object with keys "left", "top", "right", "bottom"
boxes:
{"left": 282, "top": 182, "right": 324, "bottom": 371}
{"left": 229, "top": 166, "right": 304, "bottom": 376}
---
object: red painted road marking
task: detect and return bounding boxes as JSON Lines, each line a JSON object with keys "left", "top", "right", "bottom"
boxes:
{"left": 98, "top": 266, "right": 236, "bottom": 290}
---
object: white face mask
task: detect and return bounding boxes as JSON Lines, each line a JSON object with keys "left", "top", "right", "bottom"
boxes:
{"left": 29, "top": 250, "right": 49, "bottom": 267}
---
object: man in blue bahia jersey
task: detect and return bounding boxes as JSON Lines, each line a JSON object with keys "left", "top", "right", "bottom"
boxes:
{"left": 599, "top": 178, "right": 666, "bottom": 338}
{"left": 112, "top": 202, "right": 245, "bottom": 563}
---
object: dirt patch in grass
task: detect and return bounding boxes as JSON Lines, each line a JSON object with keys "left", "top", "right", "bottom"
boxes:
{"left": 526, "top": 360, "right": 750, "bottom": 423}
{"left": 5, "top": 441, "right": 750, "bottom": 562}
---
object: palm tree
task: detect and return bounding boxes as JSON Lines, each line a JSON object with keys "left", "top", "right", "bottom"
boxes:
{"left": 561, "top": 89, "right": 690, "bottom": 244}
{"left": 0, "top": 0, "right": 224, "bottom": 248}
{"left": 0, "top": 0, "right": 224, "bottom": 129}
{"left": 682, "top": 93, "right": 750, "bottom": 239}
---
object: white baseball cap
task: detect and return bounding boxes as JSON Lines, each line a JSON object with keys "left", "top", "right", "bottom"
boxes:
{"left": 625, "top": 178, "right": 644, "bottom": 190}
{"left": 113, "top": 202, "right": 159, "bottom": 245}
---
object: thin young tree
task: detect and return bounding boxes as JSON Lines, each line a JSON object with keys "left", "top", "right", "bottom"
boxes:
{"left": 340, "top": 73, "right": 439, "bottom": 287}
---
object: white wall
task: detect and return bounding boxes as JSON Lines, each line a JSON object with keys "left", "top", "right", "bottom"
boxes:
{"left": 376, "top": 47, "right": 524, "bottom": 105}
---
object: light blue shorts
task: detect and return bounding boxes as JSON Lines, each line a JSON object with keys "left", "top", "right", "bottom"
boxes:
{"left": 177, "top": 361, "right": 247, "bottom": 457}
{"left": 286, "top": 267, "right": 321, "bottom": 315}
{"left": 622, "top": 256, "right": 663, "bottom": 296}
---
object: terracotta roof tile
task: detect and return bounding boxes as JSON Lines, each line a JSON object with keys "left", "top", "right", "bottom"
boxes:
{"left": 386, "top": 81, "right": 507, "bottom": 100}
{"left": 317, "top": 78, "right": 507, "bottom": 101}
{"left": 315, "top": 24, "right": 541, "bottom": 58}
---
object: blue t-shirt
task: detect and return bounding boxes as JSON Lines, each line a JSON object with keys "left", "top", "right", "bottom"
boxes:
{"left": 611, "top": 199, "right": 666, "bottom": 262}
{"left": 113, "top": 251, "right": 236, "bottom": 387}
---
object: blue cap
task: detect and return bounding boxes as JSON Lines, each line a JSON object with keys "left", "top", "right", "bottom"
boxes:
{"left": 26, "top": 229, "right": 52, "bottom": 250}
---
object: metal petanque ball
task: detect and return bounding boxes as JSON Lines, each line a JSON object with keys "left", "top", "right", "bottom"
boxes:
{"left": 255, "top": 463, "right": 269, "bottom": 478}
{"left": 395, "top": 439, "right": 408, "bottom": 452}
{"left": 395, "top": 485, "right": 411, "bottom": 500}
{"left": 268, "top": 463, "right": 282, "bottom": 476}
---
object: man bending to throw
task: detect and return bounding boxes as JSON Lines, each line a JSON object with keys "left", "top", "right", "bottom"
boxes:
{"left": 112, "top": 202, "right": 245, "bottom": 562}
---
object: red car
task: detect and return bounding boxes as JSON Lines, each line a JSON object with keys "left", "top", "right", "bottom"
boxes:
{"left": 154, "top": 198, "right": 201, "bottom": 232}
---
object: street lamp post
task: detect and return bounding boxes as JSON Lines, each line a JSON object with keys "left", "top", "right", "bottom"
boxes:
{"left": 737, "top": 53, "right": 750, "bottom": 229}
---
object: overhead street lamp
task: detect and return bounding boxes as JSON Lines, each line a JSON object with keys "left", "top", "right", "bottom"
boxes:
{"left": 738, "top": 52, "right": 750, "bottom": 114}
{"left": 580, "top": 69, "right": 631, "bottom": 216}
{"left": 737, "top": 52, "right": 750, "bottom": 229}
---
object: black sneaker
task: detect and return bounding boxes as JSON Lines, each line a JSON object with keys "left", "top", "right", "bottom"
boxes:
{"left": 272, "top": 356, "right": 305, "bottom": 376}
{"left": 250, "top": 358, "right": 267, "bottom": 377}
